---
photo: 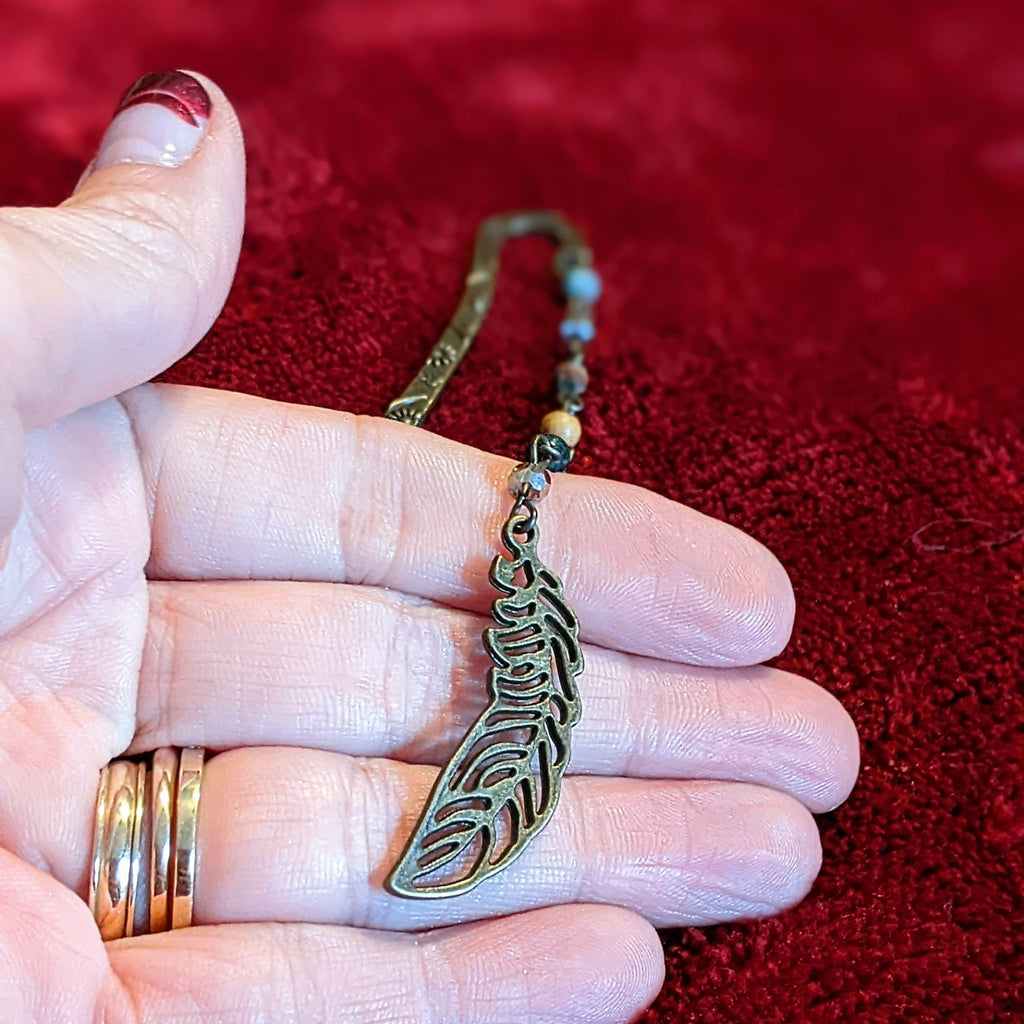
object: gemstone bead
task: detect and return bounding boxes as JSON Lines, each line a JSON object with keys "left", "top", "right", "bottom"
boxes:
{"left": 540, "top": 410, "right": 582, "bottom": 448}
{"left": 564, "top": 266, "right": 603, "bottom": 302}
{"left": 559, "top": 318, "right": 595, "bottom": 343}
{"left": 556, "top": 360, "right": 589, "bottom": 397}
{"left": 532, "top": 433, "right": 573, "bottom": 472}
{"left": 508, "top": 463, "right": 552, "bottom": 501}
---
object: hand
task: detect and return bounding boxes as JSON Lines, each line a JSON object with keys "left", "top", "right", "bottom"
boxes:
{"left": 0, "top": 71, "right": 858, "bottom": 1023}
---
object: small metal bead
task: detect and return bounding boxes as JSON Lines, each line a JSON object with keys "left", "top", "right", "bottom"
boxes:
{"left": 566, "top": 297, "right": 592, "bottom": 320}
{"left": 508, "top": 463, "right": 551, "bottom": 502}
{"left": 564, "top": 338, "right": 587, "bottom": 360}
{"left": 541, "top": 410, "right": 582, "bottom": 449}
{"left": 556, "top": 360, "right": 589, "bottom": 397}
{"left": 552, "top": 246, "right": 593, "bottom": 278}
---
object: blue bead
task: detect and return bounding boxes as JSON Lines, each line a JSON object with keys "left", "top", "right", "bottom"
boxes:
{"left": 559, "top": 318, "right": 595, "bottom": 342}
{"left": 564, "top": 266, "right": 603, "bottom": 303}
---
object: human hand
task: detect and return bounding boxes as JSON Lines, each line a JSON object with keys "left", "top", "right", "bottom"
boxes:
{"left": 0, "top": 71, "right": 859, "bottom": 1023}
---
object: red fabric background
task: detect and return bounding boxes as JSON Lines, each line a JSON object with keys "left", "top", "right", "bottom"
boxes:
{"left": 2, "top": 0, "right": 1022, "bottom": 1020}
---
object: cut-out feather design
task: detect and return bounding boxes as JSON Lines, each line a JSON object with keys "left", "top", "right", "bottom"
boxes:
{"left": 386, "top": 509, "right": 583, "bottom": 898}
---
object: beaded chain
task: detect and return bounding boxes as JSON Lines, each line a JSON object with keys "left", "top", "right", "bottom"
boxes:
{"left": 384, "top": 210, "right": 600, "bottom": 509}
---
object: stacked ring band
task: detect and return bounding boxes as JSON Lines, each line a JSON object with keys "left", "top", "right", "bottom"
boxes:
{"left": 89, "top": 746, "right": 205, "bottom": 941}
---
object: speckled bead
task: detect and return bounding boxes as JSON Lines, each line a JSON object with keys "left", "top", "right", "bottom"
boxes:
{"left": 530, "top": 433, "right": 573, "bottom": 472}
{"left": 555, "top": 360, "right": 589, "bottom": 397}
{"left": 564, "top": 266, "right": 603, "bottom": 303}
{"left": 540, "top": 410, "right": 583, "bottom": 449}
{"left": 508, "top": 463, "right": 551, "bottom": 501}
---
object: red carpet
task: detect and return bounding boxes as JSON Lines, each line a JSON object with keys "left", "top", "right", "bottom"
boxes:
{"left": 2, "top": 0, "right": 1022, "bottom": 1019}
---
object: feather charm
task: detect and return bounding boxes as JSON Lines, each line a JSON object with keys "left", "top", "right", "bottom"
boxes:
{"left": 386, "top": 503, "right": 583, "bottom": 898}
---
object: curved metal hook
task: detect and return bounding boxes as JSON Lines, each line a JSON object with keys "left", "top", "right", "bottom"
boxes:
{"left": 383, "top": 210, "right": 593, "bottom": 428}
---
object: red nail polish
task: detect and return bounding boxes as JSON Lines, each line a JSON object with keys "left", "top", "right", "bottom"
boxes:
{"left": 115, "top": 71, "right": 212, "bottom": 128}
{"left": 93, "top": 70, "right": 212, "bottom": 170}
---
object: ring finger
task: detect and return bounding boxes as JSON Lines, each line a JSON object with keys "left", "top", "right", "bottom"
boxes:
{"left": 81, "top": 746, "right": 823, "bottom": 932}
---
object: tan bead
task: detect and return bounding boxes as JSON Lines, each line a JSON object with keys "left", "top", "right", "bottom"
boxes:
{"left": 541, "top": 410, "right": 582, "bottom": 448}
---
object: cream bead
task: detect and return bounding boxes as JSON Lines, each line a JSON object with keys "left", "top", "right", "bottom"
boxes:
{"left": 541, "top": 410, "right": 582, "bottom": 448}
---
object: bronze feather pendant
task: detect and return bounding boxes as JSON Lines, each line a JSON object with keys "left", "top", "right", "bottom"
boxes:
{"left": 385, "top": 504, "right": 584, "bottom": 898}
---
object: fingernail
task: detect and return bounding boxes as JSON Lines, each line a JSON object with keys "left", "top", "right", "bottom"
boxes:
{"left": 93, "top": 71, "right": 211, "bottom": 171}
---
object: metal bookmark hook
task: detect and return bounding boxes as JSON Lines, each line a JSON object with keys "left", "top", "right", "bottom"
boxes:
{"left": 383, "top": 210, "right": 593, "bottom": 428}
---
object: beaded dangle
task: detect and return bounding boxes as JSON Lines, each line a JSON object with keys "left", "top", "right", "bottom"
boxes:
{"left": 383, "top": 211, "right": 600, "bottom": 898}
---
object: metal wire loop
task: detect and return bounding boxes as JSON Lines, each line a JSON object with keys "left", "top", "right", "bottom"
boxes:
{"left": 509, "top": 496, "right": 538, "bottom": 537}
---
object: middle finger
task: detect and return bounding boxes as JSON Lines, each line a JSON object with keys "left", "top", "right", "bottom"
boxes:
{"left": 132, "top": 579, "right": 859, "bottom": 813}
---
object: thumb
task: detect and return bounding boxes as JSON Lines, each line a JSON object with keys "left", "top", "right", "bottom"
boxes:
{"left": 0, "top": 69, "right": 245, "bottom": 542}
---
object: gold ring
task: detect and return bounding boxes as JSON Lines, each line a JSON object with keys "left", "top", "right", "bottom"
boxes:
{"left": 89, "top": 760, "right": 145, "bottom": 941}
{"left": 88, "top": 746, "right": 206, "bottom": 940}
{"left": 124, "top": 758, "right": 146, "bottom": 936}
{"left": 171, "top": 746, "right": 205, "bottom": 930}
{"left": 149, "top": 747, "right": 178, "bottom": 934}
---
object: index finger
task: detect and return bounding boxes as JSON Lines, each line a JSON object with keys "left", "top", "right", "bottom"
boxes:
{"left": 122, "top": 383, "right": 794, "bottom": 666}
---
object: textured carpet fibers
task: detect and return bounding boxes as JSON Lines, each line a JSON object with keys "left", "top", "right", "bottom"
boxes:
{"left": 2, "top": 0, "right": 1022, "bottom": 1020}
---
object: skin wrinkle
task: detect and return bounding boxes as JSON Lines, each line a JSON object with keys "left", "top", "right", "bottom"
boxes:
{"left": 349, "top": 758, "right": 386, "bottom": 930}
{"left": 381, "top": 423, "right": 426, "bottom": 590}
{"left": 1, "top": 696, "right": 106, "bottom": 883}
{"left": 724, "top": 789, "right": 818, "bottom": 918}
{"left": 387, "top": 607, "right": 451, "bottom": 762}
{"left": 643, "top": 508, "right": 779, "bottom": 666}
{"left": 272, "top": 925, "right": 320, "bottom": 1023}
{"left": 4, "top": 202, "right": 200, "bottom": 429}
{"left": 1, "top": 442, "right": 130, "bottom": 645}
{"left": 250, "top": 403, "right": 325, "bottom": 573}
{"left": 99, "top": 971, "right": 143, "bottom": 1024}
{"left": 331, "top": 598, "right": 383, "bottom": 743}
{"left": 559, "top": 780, "right": 592, "bottom": 907}
{"left": 415, "top": 929, "right": 458, "bottom": 1024}
{"left": 379, "top": 580, "right": 420, "bottom": 755}
{"left": 53, "top": 201, "right": 200, "bottom": 312}
{"left": 209, "top": 413, "right": 252, "bottom": 576}
{"left": 327, "top": 409, "right": 362, "bottom": 584}
{"left": 753, "top": 677, "right": 830, "bottom": 798}
{"left": 451, "top": 920, "right": 541, "bottom": 1024}
{"left": 0, "top": 217, "right": 77, "bottom": 418}
{"left": 345, "top": 414, "right": 403, "bottom": 587}
{"left": 620, "top": 663, "right": 663, "bottom": 778}
{"left": 139, "top": 586, "right": 188, "bottom": 741}
{"left": 116, "top": 393, "right": 163, "bottom": 559}
{"left": 565, "top": 485, "right": 683, "bottom": 651}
